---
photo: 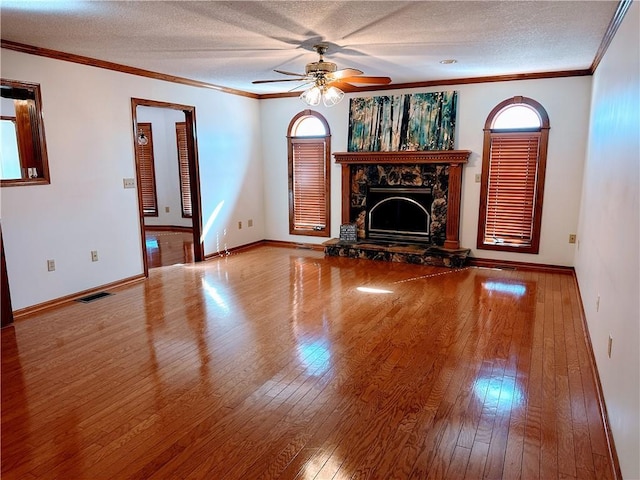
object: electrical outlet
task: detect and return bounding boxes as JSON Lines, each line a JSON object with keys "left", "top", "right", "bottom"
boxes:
{"left": 238, "top": 221, "right": 242, "bottom": 229}
{"left": 248, "top": 219, "right": 253, "bottom": 227}
{"left": 91, "top": 250, "right": 99, "bottom": 262}
{"left": 475, "top": 173, "right": 481, "bottom": 183}
{"left": 47, "top": 259, "right": 55, "bottom": 272}
{"left": 607, "top": 335, "right": 613, "bottom": 358}
{"left": 123, "top": 178, "right": 136, "bottom": 189}
{"left": 569, "top": 234, "right": 577, "bottom": 244}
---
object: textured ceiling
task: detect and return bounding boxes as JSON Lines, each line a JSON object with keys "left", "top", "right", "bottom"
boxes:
{"left": 0, "top": 1, "right": 618, "bottom": 95}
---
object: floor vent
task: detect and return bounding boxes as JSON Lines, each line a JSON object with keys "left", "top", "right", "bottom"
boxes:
{"left": 76, "top": 292, "right": 113, "bottom": 303}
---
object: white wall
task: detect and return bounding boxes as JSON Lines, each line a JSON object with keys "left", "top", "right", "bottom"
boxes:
{"left": 0, "top": 49, "right": 265, "bottom": 310}
{"left": 260, "top": 76, "right": 591, "bottom": 266}
{"left": 575, "top": 2, "right": 640, "bottom": 478}
{"left": 137, "top": 106, "right": 191, "bottom": 228}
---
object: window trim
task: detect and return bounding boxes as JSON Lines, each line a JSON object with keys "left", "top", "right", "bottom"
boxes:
{"left": 477, "top": 96, "right": 550, "bottom": 254}
{"left": 0, "top": 78, "right": 51, "bottom": 187}
{"left": 287, "top": 110, "right": 331, "bottom": 237}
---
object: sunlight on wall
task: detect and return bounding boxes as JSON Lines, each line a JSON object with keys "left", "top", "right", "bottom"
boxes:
{"left": 200, "top": 200, "right": 225, "bottom": 244}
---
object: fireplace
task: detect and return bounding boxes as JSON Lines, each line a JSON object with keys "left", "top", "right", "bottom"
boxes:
{"left": 366, "top": 187, "right": 432, "bottom": 243}
{"left": 333, "top": 150, "right": 471, "bottom": 249}
{"left": 325, "top": 150, "right": 471, "bottom": 267}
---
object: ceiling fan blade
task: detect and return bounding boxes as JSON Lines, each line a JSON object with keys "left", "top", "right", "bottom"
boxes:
{"left": 329, "top": 68, "right": 364, "bottom": 80}
{"left": 339, "top": 76, "right": 392, "bottom": 85}
{"left": 327, "top": 80, "right": 357, "bottom": 90}
{"left": 288, "top": 81, "right": 315, "bottom": 92}
{"left": 252, "top": 78, "right": 308, "bottom": 84}
{"left": 273, "top": 69, "right": 308, "bottom": 77}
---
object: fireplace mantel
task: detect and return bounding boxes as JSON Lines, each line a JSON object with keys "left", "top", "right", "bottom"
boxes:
{"left": 334, "top": 150, "right": 471, "bottom": 249}
{"left": 333, "top": 150, "right": 471, "bottom": 165}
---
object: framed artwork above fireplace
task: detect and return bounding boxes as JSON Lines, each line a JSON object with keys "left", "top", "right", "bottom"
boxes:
{"left": 348, "top": 91, "right": 458, "bottom": 152}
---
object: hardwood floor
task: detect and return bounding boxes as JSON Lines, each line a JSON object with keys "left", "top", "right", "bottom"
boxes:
{"left": 1, "top": 245, "right": 616, "bottom": 479}
{"left": 145, "top": 229, "right": 194, "bottom": 268}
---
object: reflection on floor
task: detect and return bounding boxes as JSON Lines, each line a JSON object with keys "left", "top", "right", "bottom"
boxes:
{"left": 145, "top": 229, "right": 194, "bottom": 268}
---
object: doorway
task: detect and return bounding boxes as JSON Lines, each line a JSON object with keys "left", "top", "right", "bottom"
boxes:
{"left": 131, "top": 98, "right": 204, "bottom": 275}
{"left": 1, "top": 223, "right": 13, "bottom": 327}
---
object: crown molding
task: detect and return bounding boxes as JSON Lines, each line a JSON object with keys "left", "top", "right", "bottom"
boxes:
{"left": 1, "top": 39, "right": 594, "bottom": 101}
{"left": 258, "top": 69, "right": 592, "bottom": 100}
{"left": 0, "top": 39, "right": 259, "bottom": 99}
{"left": 591, "top": 0, "right": 633, "bottom": 73}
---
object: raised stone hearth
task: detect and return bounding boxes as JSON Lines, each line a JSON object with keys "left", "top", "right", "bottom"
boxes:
{"left": 323, "top": 238, "right": 470, "bottom": 268}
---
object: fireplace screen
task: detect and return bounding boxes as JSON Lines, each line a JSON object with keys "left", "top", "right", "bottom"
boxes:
{"left": 367, "top": 187, "right": 432, "bottom": 243}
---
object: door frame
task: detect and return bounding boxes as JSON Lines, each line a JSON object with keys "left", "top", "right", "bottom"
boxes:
{"left": 131, "top": 98, "right": 204, "bottom": 276}
{"left": 1, "top": 223, "right": 14, "bottom": 327}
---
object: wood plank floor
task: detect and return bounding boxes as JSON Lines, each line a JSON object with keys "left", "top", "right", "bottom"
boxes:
{"left": 145, "top": 229, "right": 194, "bottom": 268}
{"left": 1, "top": 245, "right": 616, "bottom": 479}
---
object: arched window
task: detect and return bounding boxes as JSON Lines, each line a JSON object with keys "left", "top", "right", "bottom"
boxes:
{"left": 477, "top": 96, "right": 550, "bottom": 253}
{"left": 287, "top": 110, "right": 331, "bottom": 237}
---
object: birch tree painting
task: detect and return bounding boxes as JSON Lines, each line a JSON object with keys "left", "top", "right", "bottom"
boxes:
{"left": 347, "top": 91, "right": 457, "bottom": 152}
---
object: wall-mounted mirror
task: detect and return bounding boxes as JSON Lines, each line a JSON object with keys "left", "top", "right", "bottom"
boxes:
{"left": 1, "top": 79, "right": 50, "bottom": 186}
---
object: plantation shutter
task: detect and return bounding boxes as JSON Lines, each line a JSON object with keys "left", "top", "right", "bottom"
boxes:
{"left": 136, "top": 123, "right": 158, "bottom": 216}
{"left": 292, "top": 138, "right": 327, "bottom": 229}
{"left": 483, "top": 132, "right": 540, "bottom": 246}
{"left": 175, "top": 122, "right": 192, "bottom": 218}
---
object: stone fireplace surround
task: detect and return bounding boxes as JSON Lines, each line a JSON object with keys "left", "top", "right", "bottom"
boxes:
{"left": 324, "top": 150, "right": 471, "bottom": 267}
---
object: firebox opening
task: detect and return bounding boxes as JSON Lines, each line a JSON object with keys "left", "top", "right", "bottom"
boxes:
{"left": 366, "top": 187, "right": 433, "bottom": 243}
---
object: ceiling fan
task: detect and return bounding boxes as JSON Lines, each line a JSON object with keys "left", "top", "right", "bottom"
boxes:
{"left": 252, "top": 44, "right": 392, "bottom": 106}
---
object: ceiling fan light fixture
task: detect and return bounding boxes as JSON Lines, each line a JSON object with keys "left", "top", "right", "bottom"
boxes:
{"left": 322, "top": 85, "right": 344, "bottom": 107}
{"left": 258, "top": 43, "right": 386, "bottom": 105}
{"left": 299, "top": 85, "right": 322, "bottom": 106}
{"left": 300, "top": 83, "right": 344, "bottom": 107}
